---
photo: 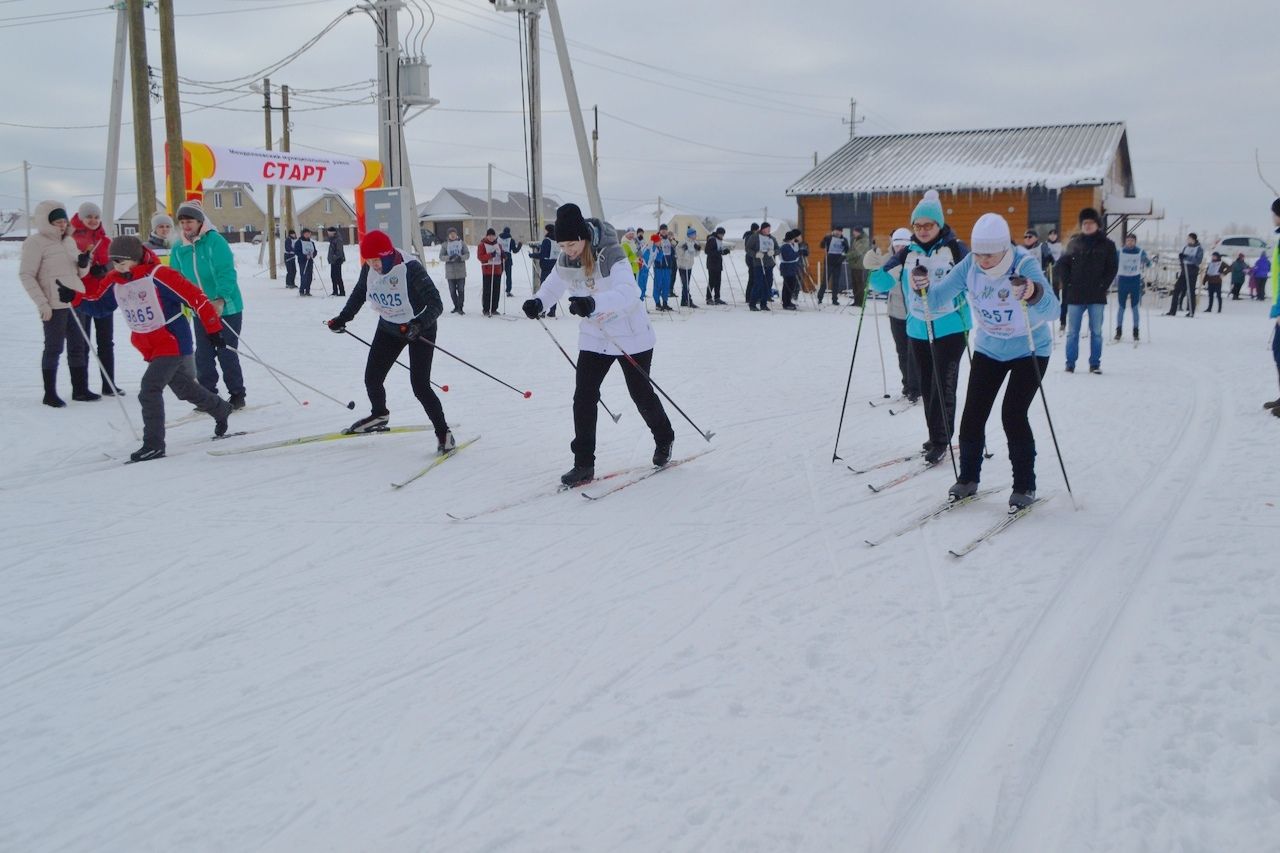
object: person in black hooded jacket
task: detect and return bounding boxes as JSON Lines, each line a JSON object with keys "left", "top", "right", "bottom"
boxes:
{"left": 1054, "top": 207, "right": 1117, "bottom": 374}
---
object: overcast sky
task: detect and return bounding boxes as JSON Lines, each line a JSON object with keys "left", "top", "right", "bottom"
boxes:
{"left": 2, "top": 0, "right": 1276, "bottom": 242}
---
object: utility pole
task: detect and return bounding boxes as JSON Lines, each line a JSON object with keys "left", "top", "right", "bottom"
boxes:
{"left": 591, "top": 104, "right": 598, "bottom": 184}
{"left": 545, "top": 0, "right": 602, "bottom": 220}
{"left": 492, "top": 1, "right": 545, "bottom": 236}
{"left": 23, "top": 160, "right": 31, "bottom": 237}
{"left": 103, "top": 2, "right": 127, "bottom": 233}
{"left": 842, "top": 98, "right": 864, "bottom": 140}
{"left": 126, "top": 0, "right": 157, "bottom": 233}
{"left": 656, "top": 195, "right": 662, "bottom": 227}
{"left": 157, "top": 0, "right": 184, "bottom": 218}
{"left": 486, "top": 163, "right": 493, "bottom": 231}
{"left": 282, "top": 84, "right": 294, "bottom": 237}
{"left": 263, "top": 77, "right": 276, "bottom": 279}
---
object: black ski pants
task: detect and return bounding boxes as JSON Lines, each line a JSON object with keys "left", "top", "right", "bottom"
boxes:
{"left": 678, "top": 268, "right": 694, "bottom": 305}
{"left": 705, "top": 266, "right": 722, "bottom": 303}
{"left": 571, "top": 348, "right": 674, "bottom": 467}
{"left": 781, "top": 272, "right": 800, "bottom": 307}
{"left": 1206, "top": 283, "right": 1222, "bottom": 312}
{"left": 888, "top": 316, "right": 920, "bottom": 398}
{"left": 330, "top": 262, "right": 345, "bottom": 296}
{"left": 958, "top": 351, "right": 1049, "bottom": 493}
{"left": 482, "top": 270, "right": 502, "bottom": 314}
{"left": 364, "top": 323, "right": 448, "bottom": 436}
{"left": 909, "top": 331, "right": 966, "bottom": 448}
{"left": 285, "top": 258, "right": 297, "bottom": 287}
{"left": 72, "top": 308, "right": 115, "bottom": 387}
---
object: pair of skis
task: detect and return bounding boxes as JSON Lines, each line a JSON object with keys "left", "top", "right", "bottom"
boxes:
{"left": 863, "top": 488, "right": 1051, "bottom": 557}
{"left": 848, "top": 446, "right": 954, "bottom": 493}
{"left": 448, "top": 448, "right": 716, "bottom": 520}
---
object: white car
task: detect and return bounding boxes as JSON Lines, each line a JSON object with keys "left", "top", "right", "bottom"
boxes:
{"left": 1212, "top": 234, "right": 1270, "bottom": 260}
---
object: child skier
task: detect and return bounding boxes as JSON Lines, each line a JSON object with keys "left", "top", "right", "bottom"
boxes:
{"left": 65, "top": 235, "right": 232, "bottom": 462}
{"left": 870, "top": 189, "right": 972, "bottom": 464}
{"left": 1201, "top": 251, "right": 1229, "bottom": 313}
{"left": 521, "top": 203, "right": 675, "bottom": 486}
{"left": 326, "top": 229, "right": 455, "bottom": 454}
{"left": 921, "top": 213, "right": 1060, "bottom": 511}
{"left": 1114, "top": 233, "right": 1151, "bottom": 340}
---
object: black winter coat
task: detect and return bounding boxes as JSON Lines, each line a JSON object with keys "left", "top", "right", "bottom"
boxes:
{"left": 1055, "top": 232, "right": 1118, "bottom": 305}
{"left": 337, "top": 255, "right": 443, "bottom": 340}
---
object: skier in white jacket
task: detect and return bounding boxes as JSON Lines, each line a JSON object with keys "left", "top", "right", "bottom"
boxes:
{"left": 522, "top": 203, "right": 675, "bottom": 486}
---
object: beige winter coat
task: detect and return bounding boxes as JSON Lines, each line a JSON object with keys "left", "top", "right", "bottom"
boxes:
{"left": 19, "top": 199, "right": 85, "bottom": 321}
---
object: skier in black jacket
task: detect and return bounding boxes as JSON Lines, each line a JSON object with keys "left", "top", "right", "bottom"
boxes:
{"left": 703, "top": 226, "right": 730, "bottom": 304}
{"left": 326, "top": 229, "right": 454, "bottom": 454}
{"left": 1054, "top": 208, "right": 1118, "bottom": 374}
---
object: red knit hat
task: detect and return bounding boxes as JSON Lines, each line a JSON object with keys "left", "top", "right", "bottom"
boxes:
{"left": 360, "top": 229, "right": 394, "bottom": 258}
{"left": 650, "top": 233, "right": 660, "bottom": 243}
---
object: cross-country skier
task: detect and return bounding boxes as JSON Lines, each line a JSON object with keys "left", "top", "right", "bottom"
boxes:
{"left": 1167, "top": 232, "right": 1203, "bottom": 316}
{"left": 499, "top": 226, "right": 522, "bottom": 296}
{"left": 296, "top": 228, "right": 317, "bottom": 296}
{"left": 870, "top": 190, "right": 972, "bottom": 464}
{"left": 921, "top": 213, "right": 1060, "bottom": 512}
{"left": 66, "top": 235, "right": 233, "bottom": 462}
{"left": 521, "top": 203, "right": 674, "bottom": 486}
{"left": 283, "top": 229, "right": 298, "bottom": 289}
{"left": 326, "top": 226, "right": 346, "bottom": 297}
{"left": 878, "top": 227, "right": 919, "bottom": 401}
{"left": 676, "top": 227, "right": 701, "bottom": 308}
{"left": 1115, "top": 232, "right": 1151, "bottom": 341}
{"left": 326, "top": 229, "right": 455, "bottom": 455}
{"left": 1201, "top": 251, "right": 1229, "bottom": 313}
{"left": 779, "top": 229, "right": 802, "bottom": 310}
{"left": 744, "top": 221, "right": 778, "bottom": 311}
{"left": 478, "top": 228, "right": 504, "bottom": 317}
{"left": 818, "top": 227, "right": 848, "bottom": 305}
{"left": 703, "top": 226, "right": 730, "bottom": 305}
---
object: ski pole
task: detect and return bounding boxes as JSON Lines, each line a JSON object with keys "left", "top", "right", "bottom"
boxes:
{"left": 1019, "top": 298, "right": 1078, "bottom": 511}
{"left": 917, "top": 278, "right": 960, "bottom": 479}
{"left": 220, "top": 323, "right": 306, "bottom": 407}
{"left": 830, "top": 281, "right": 870, "bottom": 463}
{"left": 870, "top": 285, "right": 889, "bottom": 398}
{"left": 594, "top": 324, "right": 714, "bottom": 442}
{"left": 61, "top": 289, "right": 140, "bottom": 440}
{"left": 536, "top": 317, "right": 621, "bottom": 423}
{"left": 331, "top": 324, "right": 448, "bottom": 392}
{"left": 412, "top": 330, "right": 533, "bottom": 398}
{"left": 227, "top": 347, "right": 355, "bottom": 410}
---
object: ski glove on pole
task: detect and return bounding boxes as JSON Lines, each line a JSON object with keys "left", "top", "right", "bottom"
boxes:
{"left": 522, "top": 298, "right": 543, "bottom": 319}
{"left": 399, "top": 321, "right": 424, "bottom": 341}
{"left": 909, "top": 265, "right": 929, "bottom": 292}
{"left": 327, "top": 317, "right": 346, "bottom": 333}
{"left": 57, "top": 283, "right": 76, "bottom": 304}
{"left": 568, "top": 296, "right": 596, "bottom": 317}
{"left": 207, "top": 331, "right": 226, "bottom": 351}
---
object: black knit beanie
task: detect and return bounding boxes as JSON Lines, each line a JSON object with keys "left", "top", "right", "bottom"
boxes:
{"left": 1271, "top": 198, "right": 1280, "bottom": 218}
{"left": 47, "top": 207, "right": 67, "bottom": 224}
{"left": 553, "top": 203, "right": 591, "bottom": 242}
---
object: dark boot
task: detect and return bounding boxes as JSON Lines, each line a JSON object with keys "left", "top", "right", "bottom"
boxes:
{"left": 70, "top": 365, "right": 101, "bottom": 402}
{"left": 1008, "top": 441, "right": 1037, "bottom": 496}
{"left": 560, "top": 464, "right": 594, "bottom": 487}
{"left": 653, "top": 439, "right": 673, "bottom": 467}
{"left": 42, "top": 368, "right": 65, "bottom": 408}
{"left": 99, "top": 350, "right": 120, "bottom": 395}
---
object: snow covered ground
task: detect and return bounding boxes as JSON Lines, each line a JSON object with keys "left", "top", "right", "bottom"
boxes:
{"left": 2, "top": 243, "right": 1278, "bottom": 852}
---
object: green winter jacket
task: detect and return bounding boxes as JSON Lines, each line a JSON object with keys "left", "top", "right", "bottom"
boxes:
{"left": 170, "top": 226, "right": 243, "bottom": 316}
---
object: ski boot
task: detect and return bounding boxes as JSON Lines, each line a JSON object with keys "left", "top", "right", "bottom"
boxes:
{"left": 346, "top": 412, "right": 389, "bottom": 434}
{"left": 1263, "top": 398, "right": 1280, "bottom": 410}
{"left": 653, "top": 440, "right": 673, "bottom": 467}
{"left": 436, "top": 430, "right": 457, "bottom": 456}
{"left": 923, "top": 442, "right": 948, "bottom": 465}
{"left": 948, "top": 480, "right": 979, "bottom": 503}
{"left": 1113, "top": 328, "right": 1122, "bottom": 342}
{"left": 229, "top": 392, "right": 246, "bottom": 411}
{"left": 212, "top": 400, "right": 231, "bottom": 437}
{"left": 129, "top": 445, "right": 166, "bottom": 463}
{"left": 560, "top": 465, "right": 594, "bottom": 487}
{"left": 1008, "top": 491, "right": 1037, "bottom": 513}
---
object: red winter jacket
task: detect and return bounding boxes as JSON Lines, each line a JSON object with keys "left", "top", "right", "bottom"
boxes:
{"left": 75, "top": 248, "right": 224, "bottom": 361}
{"left": 70, "top": 214, "right": 111, "bottom": 296}
{"left": 478, "top": 238, "right": 503, "bottom": 271}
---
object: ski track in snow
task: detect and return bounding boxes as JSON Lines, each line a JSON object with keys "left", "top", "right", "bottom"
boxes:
{"left": 0, "top": 244, "right": 1278, "bottom": 852}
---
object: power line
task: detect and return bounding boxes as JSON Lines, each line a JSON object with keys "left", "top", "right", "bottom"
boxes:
{"left": 597, "top": 110, "right": 809, "bottom": 161}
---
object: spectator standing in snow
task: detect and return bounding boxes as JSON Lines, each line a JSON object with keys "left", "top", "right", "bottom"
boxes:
{"left": 778, "top": 229, "right": 803, "bottom": 310}
{"left": 1167, "top": 232, "right": 1203, "bottom": 316}
{"left": 18, "top": 199, "right": 91, "bottom": 407}
{"left": 879, "top": 227, "right": 919, "bottom": 401}
{"left": 620, "top": 227, "right": 640, "bottom": 277}
{"left": 744, "top": 221, "right": 778, "bottom": 311}
{"left": 742, "top": 222, "right": 759, "bottom": 292}
{"left": 498, "top": 226, "right": 522, "bottom": 296}
{"left": 1055, "top": 207, "right": 1117, "bottom": 373}
{"left": 704, "top": 226, "right": 730, "bottom": 305}
{"left": 477, "top": 227, "right": 504, "bottom": 316}
{"left": 645, "top": 233, "right": 674, "bottom": 311}
{"left": 1201, "top": 252, "right": 1228, "bottom": 313}
{"left": 1021, "top": 229, "right": 1053, "bottom": 277}
{"left": 1251, "top": 251, "right": 1270, "bottom": 301}
{"left": 818, "top": 227, "right": 848, "bottom": 305}
{"left": 1045, "top": 227, "right": 1065, "bottom": 328}
{"left": 1229, "top": 253, "right": 1248, "bottom": 300}
{"left": 283, "top": 229, "right": 298, "bottom": 289}
{"left": 146, "top": 213, "right": 173, "bottom": 264}
{"left": 326, "top": 226, "right": 346, "bottom": 297}
{"left": 69, "top": 201, "right": 117, "bottom": 396}
{"left": 848, "top": 226, "right": 870, "bottom": 306}
{"left": 296, "top": 228, "right": 318, "bottom": 296}
{"left": 169, "top": 199, "right": 247, "bottom": 409}
{"left": 529, "top": 223, "right": 558, "bottom": 317}
{"left": 1114, "top": 233, "right": 1151, "bottom": 341}
{"left": 635, "top": 228, "right": 650, "bottom": 300}
{"left": 439, "top": 226, "right": 469, "bottom": 315}
{"left": 676, "top": 227, "right": 701, "bottom": 308}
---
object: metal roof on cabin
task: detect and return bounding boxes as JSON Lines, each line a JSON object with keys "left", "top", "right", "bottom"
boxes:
{"left": 786, "top": 122, "right": 1127, "bottom": 196}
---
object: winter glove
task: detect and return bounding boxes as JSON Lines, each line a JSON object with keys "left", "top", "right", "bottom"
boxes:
{"left": 522, "top": 298, "right": 543, "bottom": 319}
{"left": 207, "top": 330, "right": 226, "bottom": 351}
{"left": 1009, "top": 277, "right": 1040, "bottom": 304}
{"left": 567, "top": 296, "right": 596, "bottom": 318}
{"left": 909, "top": 265, "right": 930, "bottom": 292}
{"left": 38, "top": 303, "right": 53, "bottom": 322}
{"left": 399, "top": 320, "right": 423, "bottom": 341}
{"left": 89, "top": 264, "right": 108, "bottom": 278}
{"left": 77, "top": 251, "right": 91, "bottom": 269}
{"left": 327, "top": 317, "right": 346, "bottom": 333}
{"left": 57, "top": 283, "right": 77, "bottom": 304}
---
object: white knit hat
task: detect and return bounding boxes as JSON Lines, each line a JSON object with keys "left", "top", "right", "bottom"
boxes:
{"left": 891, "top": 227, "right": 911, "bottom": 248}
{"left": 971, "top": 213, "right": 1011, "bottom": 254}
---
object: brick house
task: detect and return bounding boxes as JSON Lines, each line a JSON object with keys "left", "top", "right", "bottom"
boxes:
{"left": 786, "top": 122, "right": 1136, "bottom": 280}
